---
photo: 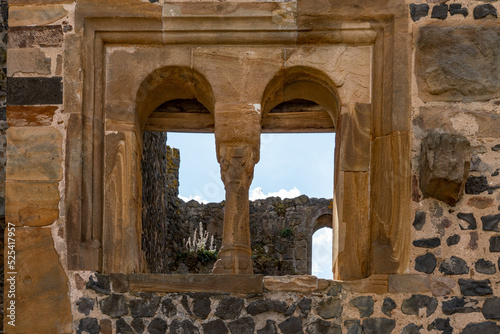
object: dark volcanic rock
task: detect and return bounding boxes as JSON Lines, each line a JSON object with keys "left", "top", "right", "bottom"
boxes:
{"left": 215, "top": 297, "right": 244, "bottom": 320}
{"left": 490, "top": 236, "right": 500, "bottom": 252}
{"left": 439, "top": 256, "right": 469, "bottom": 275}
{"left": 161, "top": 298, "right": 177, "bottom": 317}
{"left": 86, "top": 273, "right": 111, "bottom": 295}
{"left": 129, "top": 295, "right": 160, "bottom": 318}
{"left": 317, "top": 297, "right": 342, "bottom": 319}
{"left": 247, "top": 299, "right": 287, "bottom": 315}
{"left": 410, "top": 3, "right": 429, "bottom": 21}
{"left": 76, "top": 298, "right": 95, "bottom": 316}
{"left": 278, "top": 317, "right": 303, "bottom": 334}
{"left": 100, "top": 294, "right": 128, "bottom": 318}
{"left": 413, "top": 211, "right": 426, "bottom": 230}
{"left": 482, "top": 214, "right": 500, "bottom": 231}
{"left": 147, "top": 318, "right": 168, "bottom": 334}
{"left": 428, "top": 318, "right": 453, "bottom": 334}
{"left": 401, "top": 294, "right": 438, "bottom": 317}
{"left": 449, "top": 4, "right": 468, "bottom": 17}
{"left": 116, "top": 319, "right": 134, "bottom": 334}
{"left": 415, "top": 253, "right": 437, "bottom": 274}
{"left": 382, "top": 297, "right": 397, "bottom": 317}
{"left": 258, "top": 320, "right": 277, "bottom": 334}
{"left": 431, "top": 4, "right": 448, "bottom": 19}
{"left": 306, "top": 319, "right": 341, "bottom": 334}
{"left": 131, "top": 318, "right": 145, "bottom": 334}
{"left": 203, "top": 320, "right": 228, "bottom": 334}
{"left": 475, "top": 259, "right": 496, "bottom": 275}
{"left": 474, "top": 4, "right": 498, "bottom": 19}
{"left": 344, "top": 320, "right": 362, "bottom": 334}
{"left": 446, "top": 234, "right": 460, "bottom": 246}
{"left": 459, "top": 279, "right": 493, "bottom": 296}
{"left": 482, "top": 298, "right": 500, "bottom": 320}
{"left": 466, "top": 176, "right": 489, "bottom": 195}
{"left": 228, "top": 317, "right": 255, "bottom": 334}
{"left": 77, "top": 318, "right": 100, "bottom": 334}
{"left": 401, "top": 323, "right": 422, "bottom": 334}
{"left": 458, "top": 213, "right": 477, "bottom": 230}
{"left": 350, "top": 296, "right": 374, "bottom": 318}
{"left": 193, "top": 297, "right": 211, "bottom": 319}
{"left": 461, "top": 322, "right": 500, "bottom": 334}
{"left": 170, "top": 320, "right": 199, "bottom": 334}
{"left": 412, "top": 237, "right": 441, "bottom": 248}
{"left": 362, "top": 318, "right": 396, "bottom": 334}
{"left": 442, "top": 297, "right": 480, "bottom": 315}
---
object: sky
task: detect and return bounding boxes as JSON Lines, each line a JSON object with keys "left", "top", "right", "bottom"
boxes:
{"left": 167, "top": 132, "right": 335, "bottom": 279}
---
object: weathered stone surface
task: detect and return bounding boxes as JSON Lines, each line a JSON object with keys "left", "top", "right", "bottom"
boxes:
{"left": 7, "top": 76, "right": 63, "bottom": 105}
{"left": 382, "top": 298, "right": 397, "bottom": 317}
{"left": 170, "top": 319, "right": 198, "bottom": 334}
{"left": 297, "top": 298, "right": 311, "bottom": 314}
{"left": 77, "top": 318, "right": 100, "bottom": 334}
{"left": 193, "top": 297, "right": 211, "bottom": 319}
{"left": 416, "top": 25, "right": 500, "bottom": 102}
{"left": 442, "top": 297, "right": 480, "bottom": 315}
{"left": 14, "top": 228, "right": 72, "bottom": 333}
{"left": 161, "top": 298, "right": 177, "bottom": 317}
{"left": 76, "top": 297, "right": 95, "bottom": 316}
{"left": 116, "top": 318, "right": 134, "bottom": 334}
{"left": 6, "top": 181, "right": 59, "bottom": 226}
{"left": 474, "top": 4, "right": 497, "bottom": 19}
{"left": 412, "top": 238, "right": 440, "bottom": 248}
{"left": 415, "top": 253, "right": 437, "bottom": 274}
{"left": 215, "top": 297, "right": 244, "bottom": 320}
{"left": 431, "top": 4, "right": 447, "bottom": 19}
{"left": 9, "top": 5, "right": 68, "bottom": 26}
{"left": 100, "top": 294, "right": 128, "bottom": 318}
{"left": 446, "top": 234, "right": 460, "bottom": 246}
{"left": 247, "top": 299, "right": 287, "bottom": 315}
{"left": 430, "top": 276, "right": 456, "bottom": 297}
{"left": 131, "top": 318, "right": 145, "bottom": 334}
{"left": 258, "top": 320, "right": 277, "bottom": 334}
{"left": 459, "top": 279, "right": 493, "bottom": 296}
{"left": 468, "top": 197, "right": 494, "bottom": 209}
{"left": 413, "top": 211, "right": 426, "bottom": 230}
{"left": 389, "top": 274, "right": 431, "bottom": 294}
{"left": 466, "top": 176, "right": 490, "bottom": 195}
{"left": 8, "top": 26, "right": 63, "bottom": 48}
{"left": 475, "top": 259, "right": 496, "bottom": 275}
{"left": 129, "top": 295, "right": 160, "bottom": 317}
{"left": 228, "top": 317, "right": 255, "bottom": 334}
{"left": 401, "top": 324, "right": 422, "bottom": 334}
{"left": 458, "top": 213, "right": 477, "bottom": 230}
{"left": 419, "top": 131, "right": 470, "bottom": 205}
{"left": 264, "top": 275, "right": 318, "bottom": 292}
{"left": 7, "top": 126, "right": 62, "bottom": 181}
{"left": 428, "top": 318, "right": 452, "bottom": 334}
{"left": 401, "top": 294, "right": 438, "bottom": 317}
{"left": 204, "top": 320, "right": 228, "bottom": 334}
{"left": 483, "top": 298, "right": 500, "bottom": 320}
{"left": 10, "top": 0, "right": 72, "bottom": 4}
{"left": 306, "top": 319, "right": 341, "bottom": 334}
{"left": 482, "top": 214, "right": 500, "bottom": 231}
{"left": 7, "top": 48, "right": 51, "bottom": 76}
{"left": 148, "top": 318, "right": 168, "bottom": 334}
{"left": 7, "top": 106, "right": 58, "bottom": 127}
{"left": 86, "top": 273, "right": 111, "bottom": 295}
{"left": 278, "top": 317, "right": 303, "bottom": 334}
{"left": 439, "top": 256, "right": 469, "bottom": 275}
{"left": 317, "top": 297, "right": 342, "bottom": 319}
{"left": 100, "top": 319, "right": 113, "bottom": 334}
{"left": 350, "top": 296, "right": 374, "bottom": 317}
{"left": 461, "top": 322, "right": 500, "bottom": 334}
{"left": 362, "top": 318, "right": 396, "bottom": 334}
{"left": 450, "top": 4, "right": 468, "bottom": 17}
{"left": 490, "top": 236, "right": 500, "bottom": 252}
{"left": 110, "top": 274, "right": 129, "bottom": 293}
{"left": 410, "top": 3, "right": 429, "bottom": 21}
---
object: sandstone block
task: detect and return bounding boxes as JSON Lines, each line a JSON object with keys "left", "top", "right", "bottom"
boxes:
{"left": 13, "top": 227, "right": 72, "bottom": 333}
{"left": 7, "top": 48, "right": 51, "bottom": 76}
{"left": 9, "top": 5, "right": 68, "bottom": 27}
{"left": 7, "top": 106, "right": 57, "bottom": 127}
{"left": 419, "top": 131, "right": 470, "bottom": 205}
{"left": 8, "top": 25, "right": 63, "bottom": 48}
{"left": 7, "top": 126, "right": 62, "bottom": 181}
{"left": 6, "top": 181, "right": 60, "bottom": 226}
{"left": 430, "top": 276, "right": 456, "bottom": 297}
{"left": 416, "top": 26, "right": 500, "bottom": 102}
{"left": 388, "top": 274, "right": 430, "bottom": 294}
{"left": 263, "top": 275, "right": 318, "bottom": 292}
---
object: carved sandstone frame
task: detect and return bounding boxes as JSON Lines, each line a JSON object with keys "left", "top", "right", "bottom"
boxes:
{"left": 65, "top": 1, "right": 411, "bottom": 280}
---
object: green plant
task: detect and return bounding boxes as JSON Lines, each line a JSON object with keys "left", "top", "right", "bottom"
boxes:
{"left": 278, "top": 227, "right": 294, "bottom": 238}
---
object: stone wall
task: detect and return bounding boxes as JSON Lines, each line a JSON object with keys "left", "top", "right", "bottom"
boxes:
{"left": 0, "top": 0, "right": 6, "bottom": 330}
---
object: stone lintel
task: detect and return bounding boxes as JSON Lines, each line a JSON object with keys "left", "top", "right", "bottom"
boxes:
{"left": 129, "top": 274, "right": 263, "bottom": 294}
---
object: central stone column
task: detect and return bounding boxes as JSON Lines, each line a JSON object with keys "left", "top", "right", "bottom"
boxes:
{"left": 212, "top": 103, "right": 260, "bottom": 274}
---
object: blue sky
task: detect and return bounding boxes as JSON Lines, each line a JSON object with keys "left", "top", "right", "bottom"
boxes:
{"left": 167, "top": 132, "right": 335, "bottom": 278}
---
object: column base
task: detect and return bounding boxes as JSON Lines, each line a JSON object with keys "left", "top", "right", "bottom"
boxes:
{"left": 212, "top": 244, "right": 254, "bottom": 274}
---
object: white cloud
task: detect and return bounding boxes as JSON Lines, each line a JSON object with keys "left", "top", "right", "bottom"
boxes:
{"left": 179, "top": 195, "right": 208, "bottom": 204}
{"left": 249, "top": 187, "right": 301, "bottom": 201}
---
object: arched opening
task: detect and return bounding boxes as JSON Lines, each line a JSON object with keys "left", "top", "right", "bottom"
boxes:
{"left": 312, "top": 227, "right": 333, "bottom": 279}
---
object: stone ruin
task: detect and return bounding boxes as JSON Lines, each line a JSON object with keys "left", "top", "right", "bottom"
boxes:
{"left": 2, "top": 0, "right": 500, "bottom": 333}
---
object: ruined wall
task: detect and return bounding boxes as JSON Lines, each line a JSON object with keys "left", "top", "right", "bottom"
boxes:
{"left": 0, "top": 1, "right": 7, "bottom": 330}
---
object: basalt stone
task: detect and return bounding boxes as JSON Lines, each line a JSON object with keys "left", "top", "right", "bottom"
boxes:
{"left": 181, "top": 295, "right": 192, "bottom": 315}
{"left": 458, "top": 213, "right": 477, "bottom": 230}
{"left": 401, "top": 324, "right": 422, "bottom": 334}
{"left": 258, "top": 320, "right": 277, "bottom": 334}
{"left": 278, "top": 317, "right": 303, "bottom": 334}
{"left": 492, "top": 144, "right": 500, "bottom": 152}
{"left": 412, "top": 237, "right": 441, "bottom": 248}
{"left": 76, "top": 297, "right": 95, "bottom": 316}
{"left": 350, "top": 296, "right": 374, "bottom": 318}
{"left": 475, "top": 259, "right": 496, "bottom": 274}
{"left": 116, "top": 319, "right": 134, "bottom": 334}
{"left": 86, "top": 273, "right": 111, "bottom": 294}
{"left": 306, "top": 319, "right": 341, "bottom": 334}
{"left": 285, "top": 304, "right": 296, "bottom": 316}
{"left": 490, "top": 236, "right": 500, "bottom": 252}
{"left": 474, "top": 4, "right": 498, "bottom": 19}
{"left": 161, "top": 298, "right": 177, "bottom": 317}
{"left": 428, "top": 318, "right": 453, "bottom": 334}
{"left": 317, "top": 297, "right": 342, "bottom": 319}
{"left": 170, "top": 319, "right": 199, "bottom": 334}
{"left": 431, "top": 4, "right": 448, "bottom": 19}
{"left": 203, "top": 320, "right": 228, "bottom": 334}
{"left": 344, "top": 320, "right": 362, "bottom": 334}
{"left": 228, "top": 317, "right": 255, "bottom": 334}
{"left": 442, "top": 297, "right": 480, "bottom": 315}
{"left": 482, "top": 214, "right": 500, "bottom": 231}
{"left": 446, "top": 234, "right": 460, "bottom": 246}
{"left": 482, "top": 298, "right": 500, "bottom": 320}
{"left": 7, "top": 77, "right": 63, "bottom": 105}
{"left": 382, "top": 298, "right": 397, "bottom": 317}
{"left": 461, "top": 322, "right": 500, "bottom": 334}
{"left": 362, "top": 318, "right": 396, "bottom": 334}
{"left": 413, "top": 211, "right": 426, "bottom": 230}
{"left": 298, "top": 298, "right": 312, "bottom": 313}
{"left": 415, "top": 253, "right": 437, "bottom": 274}
{"left": 401, "top": 294, "right": 438, "bottom": 317}
{"left": 328, "top": 283, "right": 342, "bottom": 296}
{"left": 466, "top": 176, "right": 489, "bottom": 195}
{"left": 439, "top": 256, "right": 469, "bottom": 275}
{"left": 419, "top": 131, "right": 470, "bottom": 205}
{"left": 129, "top": 296, "right": 160, "bottom": 318}
{"left": 77, "top": 318, "right": 100, "bottom": 334}
{"left": 449, "top": 4, "right": 468, "bottom": 17}
{"left": 131, "top": 318, "right": 145, "bottom": 334}
{"left": 148, "top": 318, "right": 167, "bottom": 334}
{"left": 215, "top": 297, "right": 244, "bottom": 319}
{"left": 410, "top": 3, "right": 429, "bottom": 21}
{"left": 459, "top": 279, "right": 493, "bottom": 296}
{"left": 100, "top": 294, "right": 128, "bottom": 318}
{"left": 193, "top": 297, "right": 211, "bottom": 319}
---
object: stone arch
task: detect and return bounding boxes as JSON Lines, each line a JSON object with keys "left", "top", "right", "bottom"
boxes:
{"left": 135, "top": 66, "right": 215, "bottom": 130}
{"left": 306, "top": 207, "right": 333, "bottom": 275}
